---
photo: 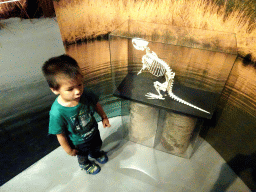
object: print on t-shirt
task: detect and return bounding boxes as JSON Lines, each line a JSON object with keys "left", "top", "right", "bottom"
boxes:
{"left": 70, "top": 105, "right": 96, "bottom": 140}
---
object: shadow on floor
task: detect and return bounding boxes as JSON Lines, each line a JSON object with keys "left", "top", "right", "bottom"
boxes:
{"left": 210, "top": 152, "right": 256, "bottom": 191}
{"left": 0, "top": 109, "right": 59, "bottom": 186}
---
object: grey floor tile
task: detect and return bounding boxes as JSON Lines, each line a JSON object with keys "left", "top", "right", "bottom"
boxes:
{"left": 0, "top": 117, "right": 251, "bottom": 192}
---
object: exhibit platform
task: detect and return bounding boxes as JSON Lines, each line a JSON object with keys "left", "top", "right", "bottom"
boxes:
{"left": 0, "top": 117, "right": 251, "bottom": 192}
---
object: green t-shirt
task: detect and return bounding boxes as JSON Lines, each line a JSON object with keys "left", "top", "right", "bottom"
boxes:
{"left": 48, "top": 87, "right": 99, "bottom": 145}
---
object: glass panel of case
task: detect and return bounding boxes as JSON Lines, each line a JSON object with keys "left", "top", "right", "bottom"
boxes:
{"left": 110, "top": 20, "right": 237, "bottom": 158}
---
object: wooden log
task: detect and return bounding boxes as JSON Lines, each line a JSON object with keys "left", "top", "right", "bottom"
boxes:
{"left": 161, "top": 111, "right": 197, "bottom": 155}
{"left": 128, "top": 101, "right": 158, "bottom": 143}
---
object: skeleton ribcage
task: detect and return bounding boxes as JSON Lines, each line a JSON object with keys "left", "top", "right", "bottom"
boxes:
{"left": 142, "top": 54, "right": 167, "bottom": 77}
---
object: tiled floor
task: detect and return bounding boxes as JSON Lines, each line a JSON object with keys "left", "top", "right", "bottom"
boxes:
{"left": 0, "top": 117, "right": 251, "bottom": 192}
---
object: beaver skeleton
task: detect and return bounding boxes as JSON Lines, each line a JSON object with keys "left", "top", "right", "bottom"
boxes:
{"left": 132, "top": 38, "right": 210, "bottom": 114}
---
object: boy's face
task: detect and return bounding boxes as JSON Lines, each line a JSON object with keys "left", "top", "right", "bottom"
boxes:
{"left": 51, "top": 74, "right": 84, "bottom": 104}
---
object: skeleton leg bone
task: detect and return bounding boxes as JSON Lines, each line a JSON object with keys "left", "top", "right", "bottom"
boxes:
{"left": 146, "top": 81, "right": 167, "bottom": 100}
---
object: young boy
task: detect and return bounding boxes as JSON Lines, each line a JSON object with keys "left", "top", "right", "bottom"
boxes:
{"left": 42, "top": 54, "right": 111, "bottom": 175}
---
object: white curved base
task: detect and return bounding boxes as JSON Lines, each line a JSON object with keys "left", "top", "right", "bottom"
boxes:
{"left": 1, "top": 116, "right": 250, "bottom": 192}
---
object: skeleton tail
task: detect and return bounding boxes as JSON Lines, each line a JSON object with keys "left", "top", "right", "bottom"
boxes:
{"left": 168, "top": 93, "right": 210, "bottom": 114}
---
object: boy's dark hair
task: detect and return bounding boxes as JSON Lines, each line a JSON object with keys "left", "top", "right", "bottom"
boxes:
{"left": 42, "top": 54, "right": 82, "bottom": 90}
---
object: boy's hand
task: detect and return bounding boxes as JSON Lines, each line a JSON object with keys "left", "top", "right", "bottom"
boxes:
{"left": 67, "top": 149, "right": 79, "bottom": 156}
{"left": 102, "top": 118, "right": 111, "bottom": 128}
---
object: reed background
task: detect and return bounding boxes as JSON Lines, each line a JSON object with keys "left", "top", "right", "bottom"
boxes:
{"left": 53, "top": 0, "right": 256, "bottom": 62}
{"left": 0, "top": 0, "right": 55, "bottom": 18}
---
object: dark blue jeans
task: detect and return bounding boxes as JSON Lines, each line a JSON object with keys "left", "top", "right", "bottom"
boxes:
{"left": 75, "top": 128, "right": 102, "bottom": 166}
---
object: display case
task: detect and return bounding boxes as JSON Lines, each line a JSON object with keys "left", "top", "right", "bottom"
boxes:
{"left": 109, "top": 20, "right": 237, "bottom": 158}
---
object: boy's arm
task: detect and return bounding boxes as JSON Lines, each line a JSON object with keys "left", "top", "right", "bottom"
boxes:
{"left": 95, "top": 102, "right": 111, "bottom": 128}
{"left": 56, "top": 133, "right": 78, "bottom": 156}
